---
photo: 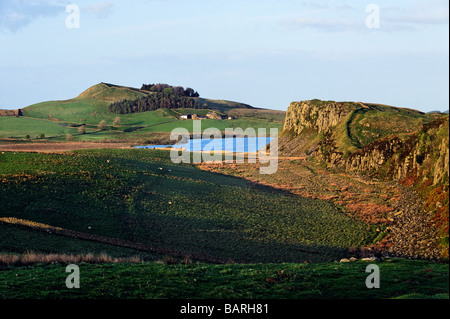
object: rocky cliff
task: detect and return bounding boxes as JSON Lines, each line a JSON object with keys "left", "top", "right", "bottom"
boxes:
{"left": 283, "top": 100, "right": 358, "bottom": 134}
{"left": 282, "top": 99, "right": 447, "bottom": 184}
{"left": 281, "top": 99, "right": 449, "bottom": 259}
{"left": 280, "top": 100, "right": 358, "bottom": 157}
{"left": 343, "top": 116, "right": 449, "bottom": 183}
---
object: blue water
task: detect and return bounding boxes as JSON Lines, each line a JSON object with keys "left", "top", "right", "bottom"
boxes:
{"left": 134, "top": 137, "right": 274, "bottom": 153}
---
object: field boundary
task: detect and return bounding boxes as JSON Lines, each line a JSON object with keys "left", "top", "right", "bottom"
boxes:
{"left": 0, "top": 218, "right": 235, "bottom": 264}
{"left": 0, "top": 142, "right": 133, "bottom": 153}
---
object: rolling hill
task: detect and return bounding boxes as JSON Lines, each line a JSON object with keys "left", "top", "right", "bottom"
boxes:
{"left": 279, "top": 99, "right": 449, "bottom": 260}
{"left": 0, "top": 94, "right": 448, "bottom": 299}
{"left": 0, "top": 82, "right": 285, "bottom": 142}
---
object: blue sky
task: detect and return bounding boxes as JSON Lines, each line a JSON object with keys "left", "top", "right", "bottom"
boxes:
{"left": 0, "top": 0, "right": 448, "bottom": 112}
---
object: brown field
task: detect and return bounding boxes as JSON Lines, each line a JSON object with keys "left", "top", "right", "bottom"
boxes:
{"left": 0, "top": 141, "right": 133, "bottom": 153}
{"left": 197, "top": 156, "right": 435, "bottom": 258}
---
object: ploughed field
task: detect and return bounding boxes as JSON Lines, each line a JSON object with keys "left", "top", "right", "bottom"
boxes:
{"left": 0, "top": 149, "right": 375, "bottom": 264}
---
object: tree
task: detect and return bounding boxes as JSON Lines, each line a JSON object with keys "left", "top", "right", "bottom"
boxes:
{"left": 113, "top": 117, "right": 121, "bottom": 127}
{"left": 66, "top": 134, "right": 74, "bottom": 141}
{"left": 78, "top": 125, "right": 86, "bottom": 134}
{"left": 108, "top": 91, "right": 203, "bottom": 114}
{"left": 184, "top": 87, "right": 195, "bottom": 97}
{"left": 162, "top": 87, "right": 174, "bottom": 96}
{"left": 154, "top": 83, "right": 170, "bottom": 92}
{"left": 173, "top": 86, "right": 185, "bottom": 96}
{"left": 98, "top": 120, "right": 107, "bottom": 131}
{"left": 141, "top": 84, "right": 155, "bottom": 91}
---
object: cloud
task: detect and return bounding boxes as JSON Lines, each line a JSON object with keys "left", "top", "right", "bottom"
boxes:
{"left": 0, "top": 0, "right": 67, "bottom": 32}
{"left": 81, "top": 2, "right": 114, "bottom": 19}
{"left": 280, "top": 0, "right": 448, "bottom": 33}
{"left": 299, "top": 1, "right": 355, "bottom": 11}
{"left": 281, "top": 16, "right": 363, "bottom": 32}
{"left": 384, "top": 0, "right": 449, "bottom": 26}
{"left": 0, "top": 0, "right": 115, "bottom": 32}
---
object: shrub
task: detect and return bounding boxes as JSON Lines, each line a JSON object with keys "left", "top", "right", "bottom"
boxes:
{"left": 0, "top": 252, "right": 142, "bottom": 266}
{"left": 163, "top": 255, "right": 177, "bottom": 265}
{"left": 113, "top": 117, "right": 121, "bottom": 127}
{"left": 99, "top": 120, "right": 107, "bottom": 131}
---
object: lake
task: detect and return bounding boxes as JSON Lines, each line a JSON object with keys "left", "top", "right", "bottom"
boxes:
{"left": 134, "top": 137, "right": 275, "bottom": 153}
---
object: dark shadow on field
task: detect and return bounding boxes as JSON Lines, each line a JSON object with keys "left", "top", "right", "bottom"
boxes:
{"left": 0, "top": 223, "right": 162, "bottom": 262}
{"left": 106, "top": 149, "right": 314, "bottom": 203}
{"left": 122, "top": 208, "right": 351, "bottom": 264}
{"left": 0, "top": 150, "right": 357, "bottom": 264}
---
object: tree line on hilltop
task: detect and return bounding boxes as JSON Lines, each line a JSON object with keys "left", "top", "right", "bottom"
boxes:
{"left": 109, "top": 83, "right": 202, "bottom": 114}
{"left": 140, "top": 83, "right": 200, "bottom": 98}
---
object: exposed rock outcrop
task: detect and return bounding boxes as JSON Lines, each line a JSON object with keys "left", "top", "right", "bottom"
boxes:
{"left": 344, "top": 117, "right": 449, "bottom": 186}
{"left": 284, "top": 99, "right": 448, "bottom": 187}
{"left": 280, "top": 99, "right": 449, "bottom": 260}
{"left": 283, "top": 100, "right": 358, "bottom": 134}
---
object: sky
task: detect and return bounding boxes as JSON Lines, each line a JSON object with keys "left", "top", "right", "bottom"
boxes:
{"left": 0, "top": 0, "right": 448, "bottom": 112}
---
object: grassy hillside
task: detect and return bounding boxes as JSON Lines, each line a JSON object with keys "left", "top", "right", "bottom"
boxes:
{"left": 0, "top": 83, "right": 284, "bottom": 142}
{"left": 196, "top": 97, "right": 255, "bottom": 113}
{"left": 21, "top": 82, "right": 273, "bottom": 124}
{"left": 347, "top": 104, "right": 432, "bottom": 148}
{"left": 1, "top": 259, "right": 448, "bottom": 299}
{"left": 77, "top": 82, "right": 150, "bottom": 102}
{"left": 1, "top": 95, "right": 448, "bottom": 301}
{"left": 0, "top": 146, "right": 448, "bottom": 300}
{"left": 0, "top": 117, "right": 74, "bottom": 139}
{"left": 0, "top": 149, "right": 378, "bottom": 263}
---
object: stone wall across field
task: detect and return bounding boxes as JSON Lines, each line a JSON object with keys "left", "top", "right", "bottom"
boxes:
{"left": 0, "top": 109, "right": 22, "bottom": 117}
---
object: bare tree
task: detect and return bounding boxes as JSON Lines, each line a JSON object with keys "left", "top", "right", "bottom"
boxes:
{"left": 99, "top": 120, "right": 107, "bottom": 131}
{"left": 113, "top": 117, "right": 121, "bottom": 127}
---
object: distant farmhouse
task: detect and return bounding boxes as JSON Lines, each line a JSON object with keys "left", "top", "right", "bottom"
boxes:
{"left": 180, "top": 112, "right": 231, "bottom": 120}
{"left": 180, "top": 114, "right": 192, "bottom": 120}
{"left": 0, "top": 109, "right": 23, "bottom": 117}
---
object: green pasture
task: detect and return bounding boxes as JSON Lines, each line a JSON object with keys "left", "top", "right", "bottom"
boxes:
{"left": 0, "top": 149, "right": 371, "bottom": 263}
{"left": 0, "top": 259, "right": 447, "bottom": 299}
